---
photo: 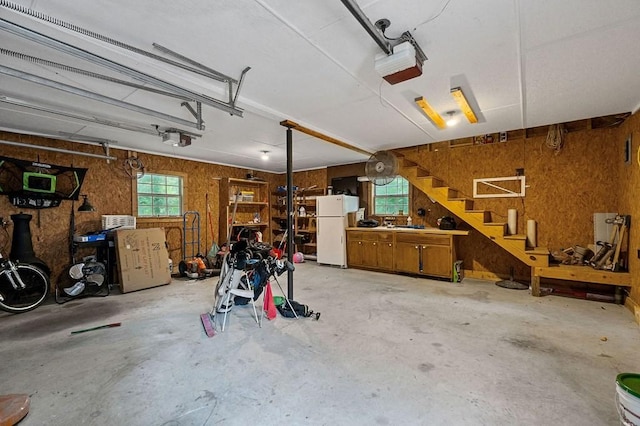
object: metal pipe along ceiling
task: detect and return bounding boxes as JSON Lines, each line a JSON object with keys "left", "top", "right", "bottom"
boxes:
{"left": 0, "top": 139, "right": 117, "bottom": 161}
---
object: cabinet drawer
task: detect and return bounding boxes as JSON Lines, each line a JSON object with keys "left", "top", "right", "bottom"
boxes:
{"left": 377, "top": 232, "right": 393, "bottom": 242}
{"left": 361, "top": 232, "right": 379, "bottom": 241}
{"left": 347, "top": 231, "right": 364, "bottom": 240}
{"left": 395, "top": 233, "right": 450, "bottom": 245}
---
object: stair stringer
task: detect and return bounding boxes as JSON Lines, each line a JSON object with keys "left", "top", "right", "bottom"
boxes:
{"left": 397, "top": 160, "right": 548, "bottom": 268}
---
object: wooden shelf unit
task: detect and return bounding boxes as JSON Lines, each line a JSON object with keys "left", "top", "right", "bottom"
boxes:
{"left": 272, "top": 186, "right": 325, "bottom": 257}
{"left": 220, "top": 178, "right": 270, "bottom": 245}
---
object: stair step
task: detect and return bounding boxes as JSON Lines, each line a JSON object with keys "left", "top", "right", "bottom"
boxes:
{"left": 448, "top": 197, "right": 473, "bottom": 209}
{"left": 483, "top": 222, "right": 507, "bottom": 236}
{"left": 402, "top": 165, "right": 430, "bottom": 178}
{"left": 465, "top": 210, "right": 492, "bottom": 222}
{"left": 503, "top": 234, "right": 526, "bottom": 240}
{"left": 431, "top": 186, "right": 453, "bottom": 197}
{"left": 415, "top": 168, "right": 430, "bottom": 177}
{"left": 525, "top": 247, "right": 550, "bottom": 255}
{"left": 400, "top": 158, "right": 418, "bottom": 168}
{"left": 418, "top": 176, "right": 443, "bottom": 187}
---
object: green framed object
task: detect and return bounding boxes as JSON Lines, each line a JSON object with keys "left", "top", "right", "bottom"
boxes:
{"left": 23, "top": 172, "right": 57, "bottom": 194}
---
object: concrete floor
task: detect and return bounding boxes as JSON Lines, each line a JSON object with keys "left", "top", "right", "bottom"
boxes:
{"left": 1, "top": 262, "right": 638, "bottom": 425}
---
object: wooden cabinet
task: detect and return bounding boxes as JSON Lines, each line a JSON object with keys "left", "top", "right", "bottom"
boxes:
{"left": 347, "top": 235, "right": 365, "bottom": 267}
{"left": 346, "top": 231, "right": 394, "bottom": 271}
{"left": 395, "top": 233, "right": 452, "bottom": 279}
{"left": 394, "top": 241, "right": 421, "bottom": 274}
{"left": 373, "top": 232, "right": 394, "bottom": 271}
{"left": 219, "top": 178, "right": 270, "bottom": 245}
{"left": 347, "top": 229, "right": 462, "bottom": 280}
{"left": 422, "top": 244, "right": 452, "bottom": 278}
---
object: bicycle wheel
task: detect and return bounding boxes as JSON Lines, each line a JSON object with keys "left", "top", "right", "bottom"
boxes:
{"left": 0, "top": 264, "right": 50, "bottom": 314}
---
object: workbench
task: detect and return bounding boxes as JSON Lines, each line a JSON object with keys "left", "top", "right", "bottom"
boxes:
{"left": 346, "top": 226, "right": 469, "bottom": 281}
{"left": 531, "top": 264, "right": 631, "bottom": 296}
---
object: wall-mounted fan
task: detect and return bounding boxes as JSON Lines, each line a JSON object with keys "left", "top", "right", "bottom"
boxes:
{"left": 365, "top": 151, "right": 399, "bottom": 186}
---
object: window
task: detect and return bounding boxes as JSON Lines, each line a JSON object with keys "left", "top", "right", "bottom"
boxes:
{"left": 373, "top": 176, "right": 409, "bottom": 215}
{"left": 136, "top": 173, "right": 183, "bottom": 217}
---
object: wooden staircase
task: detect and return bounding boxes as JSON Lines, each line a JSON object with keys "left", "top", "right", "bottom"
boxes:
{"left": 396, "top": 155, "right": 549, "bottom": 268}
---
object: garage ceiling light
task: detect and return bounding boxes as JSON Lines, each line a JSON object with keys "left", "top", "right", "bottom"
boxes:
{"left": 415, "top": 96, "right": 446, "bottom": 129}
{"left": 445, "top": 111, "right": 459, "bottom": 127}
{"left": 451, "top": 87, "right": 478, "bottom": 124}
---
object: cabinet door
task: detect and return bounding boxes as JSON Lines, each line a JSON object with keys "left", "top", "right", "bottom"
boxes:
{"left": 422, "top": 244, "right": 452, "bottom": 279}
{"left": 347, "top": 239, "right": 365, "bottom": 267}
{"left": 394, "top": 242, "right": 420, "bottom": 273}
{"left": 361, "top": 241, "right": 379, "bottom": 268}
{"left": 376, "top": 240, "right": 394, "bottom": 271}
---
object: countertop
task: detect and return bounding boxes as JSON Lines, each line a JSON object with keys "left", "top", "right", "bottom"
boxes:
{"left": 346, "top": 226, "right": 469, "bottom": 236}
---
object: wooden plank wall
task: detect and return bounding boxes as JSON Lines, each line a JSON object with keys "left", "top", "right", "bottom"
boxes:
{"left": 616, "top": 113, "right": 640, "bottom": 315}
{"left": 0, "top": 131, "right": 280, "bottom": 289}
{"left": 2, "top": 119, "right": 635, "bottom": 308}
{"left": 396, "top": 126, "right": 622, "bottom": 281}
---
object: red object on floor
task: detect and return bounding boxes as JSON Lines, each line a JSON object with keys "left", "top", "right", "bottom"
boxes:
{"left": 264, "top": 281, "right": 277, "bottom": 320}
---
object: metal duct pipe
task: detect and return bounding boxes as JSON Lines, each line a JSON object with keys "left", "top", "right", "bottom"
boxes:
{"left": 0, "top": 139, "right": 117, "bottom": 161}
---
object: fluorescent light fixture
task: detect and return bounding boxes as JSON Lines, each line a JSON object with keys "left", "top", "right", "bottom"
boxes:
{"left": 415, "top": 96, "right": 446, "bottom": 129}
{"left": 450, "top": 87, "right": 478, "bottom": 124}
{"left": 261, "top": 151, "right": 269, "bottom": 160}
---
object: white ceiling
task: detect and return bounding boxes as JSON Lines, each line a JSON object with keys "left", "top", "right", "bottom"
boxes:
{"left": 1, "top": 0, "right": 639, "bottom": 173}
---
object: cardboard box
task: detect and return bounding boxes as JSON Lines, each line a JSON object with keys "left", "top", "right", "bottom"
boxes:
{"left": 115, "top": 228, "right": 171, "bottom": 293}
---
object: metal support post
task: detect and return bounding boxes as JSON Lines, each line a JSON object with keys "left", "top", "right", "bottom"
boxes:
{"left": 286, "top": 126, "right": 294, "bottom": 299}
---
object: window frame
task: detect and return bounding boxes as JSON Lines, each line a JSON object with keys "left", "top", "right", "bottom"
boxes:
{"left": 133, "top": 171, "right": 186, "bottom": 219}
{"left": 371, "top": 176, "right": 410, "bottom": 216}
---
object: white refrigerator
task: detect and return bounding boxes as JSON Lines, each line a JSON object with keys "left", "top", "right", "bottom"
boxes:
{"left": 316, "top": 195, "right": 359, "bottom": 267}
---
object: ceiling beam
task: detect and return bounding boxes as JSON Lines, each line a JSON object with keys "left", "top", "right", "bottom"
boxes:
{"left": 280, "top": 120, "right": 373, "bottom": 157}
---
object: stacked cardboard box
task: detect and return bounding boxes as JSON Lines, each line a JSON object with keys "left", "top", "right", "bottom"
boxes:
{"left": 115, "top": 228, "right": 171, "bottom": 293}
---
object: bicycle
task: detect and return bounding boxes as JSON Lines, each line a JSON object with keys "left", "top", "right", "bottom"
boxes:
{"left": 0, "top": 217, "right": 50, "bottom": 314}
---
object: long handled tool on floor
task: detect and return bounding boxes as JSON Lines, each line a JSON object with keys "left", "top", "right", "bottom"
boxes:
{"left": 71, "top": 322, "right": 121, "bottom": 335}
